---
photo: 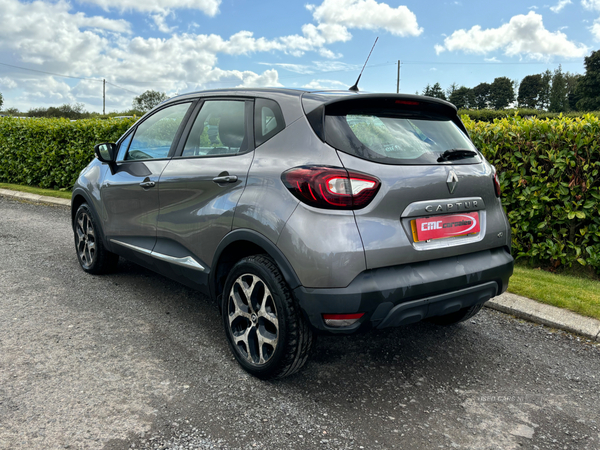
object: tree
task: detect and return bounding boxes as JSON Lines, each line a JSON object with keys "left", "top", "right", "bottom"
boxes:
{"left": 518, "top": 74, "right": 542, "bottom": 109}
{"left": 565, "top": 73, "right": 582, "bottom": 110}
{"left": 549, "top": 65, "right": 569, "bottom": 113}
{"left": 449, "top": 86, "right": 475, "bottom": 109}
{"left": 576, "top": 49, "right": 600, "bottom": 111}
{"left": 446, "top": 82, "right": 459, "bottom": 99}
{"left": 472, "top": 82, "right": 491, "bottom": 109}
{"left": 0, "top": 91, "right": 3, "bottom": 110}
{"left": 538, "top": 70, "right": 552, "bottom": 110}
{"left": 27, "top": 103, "right": 90, "bottom": 119}
{"left": 422, "top": 82, "right": 447, "bottom": 100}
{"left": 132, "top": 90, "right": 169, "bottom": 113}
{"left": 489, "top": 77, "right": 515, "bottom": 109}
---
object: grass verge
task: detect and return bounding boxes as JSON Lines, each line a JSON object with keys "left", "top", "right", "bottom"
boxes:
{"left": 508, "top": 265, "right": 600, "bottom": 321}
{"left": 0, "top": 182, "right": 71, "bottom": 200}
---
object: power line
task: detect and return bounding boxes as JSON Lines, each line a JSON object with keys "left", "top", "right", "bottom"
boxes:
{"left": 278, "top": 62, "right": 391, "bottom": 80}
{"left": 0, "top": 62, "right": 140, "bottom": 95}
{"left": 277, "top": 59, "right": 580, "bottom": 81}
{"left": 105, "top": 81, "right": 140, "bottom": 95}
{"left": 0, "top": 62, "right": 101, "bottom": 81}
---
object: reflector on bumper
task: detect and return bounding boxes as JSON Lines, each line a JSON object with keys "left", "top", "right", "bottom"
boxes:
{"left": 323, "top": 313, "right": 364, "bottom": 327}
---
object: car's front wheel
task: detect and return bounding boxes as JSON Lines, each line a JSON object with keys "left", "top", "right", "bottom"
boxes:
{"left": 74, "top": 203, "right": 119, "bottom": 274}
{"left": 221, "top": 255, "right": 314, "bottom": 379}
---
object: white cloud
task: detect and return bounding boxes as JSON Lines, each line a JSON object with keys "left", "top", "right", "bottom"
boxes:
{"left": 0, "top": 0, "right": 288, "bottom": 110}
{"left": 259, "top": 63, "right": 315, "bottom": 74}
{"left": 307, "top": 0, "right": 422, "bottom": 37}
{"left": 550, "top": 0, "right": 571, "bottom": 12}
{"left": 0, "top": 0, "right": 129, "bottom": 72}
{"left": 582, "top": 0, "right": 600, "bottom": 10}
{"left": 583, "top": 0, "right": 600, "bottom": 38}
{"left": 313, "top": 61, "right": 360, "bottom": 72}
{"left": 0, "top": 0, "right": 420, "bottom": 111}
{"left": 0, "top": 77, "right": 18, "bottom": 89}
{"left": 484, "top": 57, "right": 502, "bottom": 62}
{"left": 592, "top": 18, "right": 600, "bottom": 39}
{"left": 318, "top": 47, "right": 342, "bottom": 59}
{"left": 80, "top": 0, "right": 221, "bottom": 15}
{"left": 151, "top": 11, "right": 176, "bottom": 33}
{"left": 302, "top": 79, "right": 347, "bottom": 89}
{"left": 259, "top": 60, "right": 361, "bottom": 78}
{"left": 235, "top": 69, "right": 282, "bottom": 88}
{"left": 435, "top": 12, "right": 588, "bottom": 59}
{"left": 20, "top": 76, "right": 77, "bottom": 105}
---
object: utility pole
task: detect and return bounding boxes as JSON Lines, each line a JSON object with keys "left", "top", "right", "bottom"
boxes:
{"left": 103, "top": 79, "right": 106, "bottom": 115}
{"left": 396, "top": 60, "right": 401, "bottom": 93}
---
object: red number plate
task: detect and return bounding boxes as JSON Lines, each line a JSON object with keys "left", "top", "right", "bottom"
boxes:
{"left": 414, "top": 212, "right": 480, "bottom": 242}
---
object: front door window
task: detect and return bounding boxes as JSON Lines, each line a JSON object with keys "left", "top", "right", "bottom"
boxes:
{"left": 126, "top": 102, "right": 191, "bottom": 161}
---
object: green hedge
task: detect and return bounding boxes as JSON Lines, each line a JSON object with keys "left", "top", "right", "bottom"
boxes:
{"left": 464, "top": 114, "right": 600, "bottom": 272}
{"left": 0, "top": 117, "right": 136, "bottom": 189}
{"left": 459, "top": 109, "right": 600, "bottom": 123}
{"left": 0, "top": 114, "right": 599, "bottom": 273}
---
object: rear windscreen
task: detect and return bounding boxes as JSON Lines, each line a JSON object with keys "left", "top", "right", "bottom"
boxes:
{"left": 324, "top": 108, "right": 481, "bottom": 165}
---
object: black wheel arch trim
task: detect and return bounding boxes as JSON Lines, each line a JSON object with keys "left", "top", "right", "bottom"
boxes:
{"left": 71, "top": 188, "right": 111, "bottom": 251}
{"left": 210, "top": 229, "right": 302, "bottom": 301}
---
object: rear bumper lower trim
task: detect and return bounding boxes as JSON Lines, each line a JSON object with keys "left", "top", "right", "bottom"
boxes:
{"left": 293, "top": 247, "right": 513, "bottom": 333}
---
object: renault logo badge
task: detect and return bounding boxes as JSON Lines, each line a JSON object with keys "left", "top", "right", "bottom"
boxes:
{"left": 447, "top": 170, "right": 458, "bottom": 194}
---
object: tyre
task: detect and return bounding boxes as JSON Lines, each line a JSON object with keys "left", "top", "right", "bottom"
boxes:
{"left": 221, "top": 255, "right": 314, "bottom": 379}
{"left": 427, "top": 303, "right": 483, "bottom": 326}
{"left": 74, "top": 203, "right": 119, "bottom": 274}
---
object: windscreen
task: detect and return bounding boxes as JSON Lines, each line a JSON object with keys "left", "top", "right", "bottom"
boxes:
{"left": 324, "top": 107, "right": 481, "bottom": 165}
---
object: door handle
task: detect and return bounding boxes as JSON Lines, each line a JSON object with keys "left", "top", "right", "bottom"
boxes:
{"left": 139, "top": 181, "right": 156, "bottom": 188}
{"left": 212, "top": 175, "right": 238, "bottom": 184}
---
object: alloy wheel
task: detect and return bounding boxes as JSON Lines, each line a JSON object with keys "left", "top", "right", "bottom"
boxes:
{"left": 76, "top": 211, "right": 96, "bottom": 269}
{"left": 226, "top": 273, "right": 279, "bottom": 365}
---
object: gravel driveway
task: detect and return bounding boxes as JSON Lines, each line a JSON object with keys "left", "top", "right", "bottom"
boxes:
{"left": 1, "top": 196, "right": 599, "bottom": 450}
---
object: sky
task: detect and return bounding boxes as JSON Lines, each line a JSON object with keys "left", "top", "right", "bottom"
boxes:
{"left": 1, "top": 0, "right": 599, "bottom": 113}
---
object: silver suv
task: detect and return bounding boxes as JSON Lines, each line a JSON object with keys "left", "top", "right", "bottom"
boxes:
{"left": 72, "top": 89, "right": 513, "bottom": 379}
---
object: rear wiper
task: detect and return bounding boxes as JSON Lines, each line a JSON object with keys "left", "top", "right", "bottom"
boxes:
{"left": 437, "top": 148, "right": 478, "bottom": 162}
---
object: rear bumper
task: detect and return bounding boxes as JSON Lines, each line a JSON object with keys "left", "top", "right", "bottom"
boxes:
{"left": 293, "top": 247, "right": 513, "bottom": 334}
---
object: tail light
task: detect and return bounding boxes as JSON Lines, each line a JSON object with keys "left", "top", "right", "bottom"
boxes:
{"left": 282, "top": 166, "right": 380, "bottom": 210}
{"left": 492, "top": 168, "right": 501, "bottom": 197}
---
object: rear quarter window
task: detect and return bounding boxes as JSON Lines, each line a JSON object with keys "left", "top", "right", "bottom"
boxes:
{"left": 254, "top": 98, "right": 285, "bottom": 147}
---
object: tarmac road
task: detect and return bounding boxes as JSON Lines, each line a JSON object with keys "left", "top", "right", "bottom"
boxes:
{"left": 1, "top": 196, "right": 599, "bottom": 450}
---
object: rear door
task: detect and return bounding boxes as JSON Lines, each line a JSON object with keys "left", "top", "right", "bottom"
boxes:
{"left": 155, "top": 98, "right": 254, "bottom": 270}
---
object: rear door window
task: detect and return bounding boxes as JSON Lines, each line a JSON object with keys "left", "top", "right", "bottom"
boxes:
{"left": 181, "top": 100, "right": 248, "bottom": 157}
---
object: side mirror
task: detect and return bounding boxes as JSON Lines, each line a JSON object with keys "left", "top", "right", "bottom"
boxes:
{"left": 94, "top": 143, "right": 117, "bottom": 163}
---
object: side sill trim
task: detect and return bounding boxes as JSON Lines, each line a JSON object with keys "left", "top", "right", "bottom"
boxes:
{"left": 110, "top": 239, "right": 206, "bottom": 272}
